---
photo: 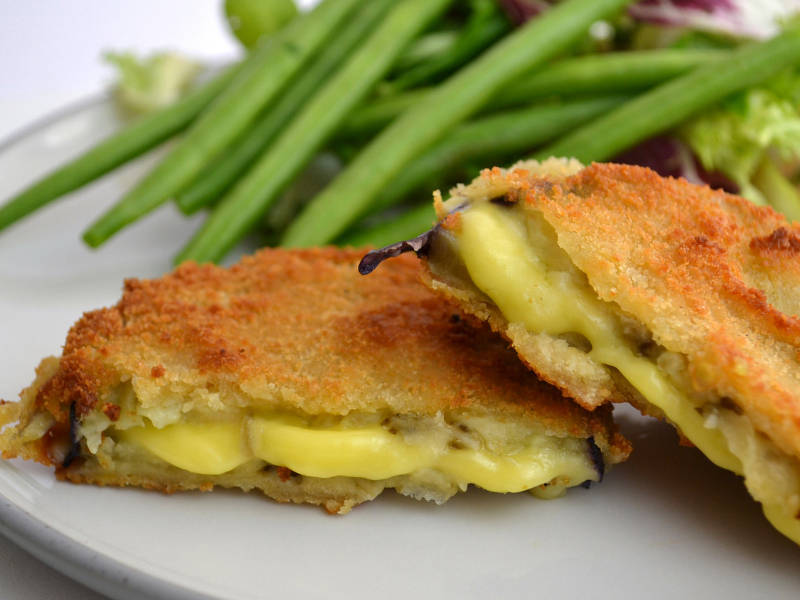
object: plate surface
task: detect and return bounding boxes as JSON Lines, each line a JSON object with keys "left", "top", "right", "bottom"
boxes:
{"left": 0, "top": 99, "right": 799, "bottom": 600}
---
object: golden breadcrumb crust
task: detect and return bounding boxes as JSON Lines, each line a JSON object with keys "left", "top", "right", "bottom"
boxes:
{"left": 0, "top": 247, "right": 629, "bottom": 510}
{"left": 36, "top": 248, "right": 620, "bottom": 432}
{"left": 426, "top": 162, "right": 800, "bottom": 463}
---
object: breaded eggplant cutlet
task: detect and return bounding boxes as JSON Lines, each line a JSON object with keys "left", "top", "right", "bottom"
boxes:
{"left": 361, "top": 158, "right": 800, "bottom": 541}
{"left": 0, "top": 247, "right": 629, "bottom": 513}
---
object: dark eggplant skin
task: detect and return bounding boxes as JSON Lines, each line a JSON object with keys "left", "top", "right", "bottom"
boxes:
{"left": 358, "top": 203, "right": 471, "bottom": 275}
{"left": 580, "top": 437, "right": 605, "bottom": 489}
{"left": 360, "top": 199, "right": 608, "bottom": 492}
{"left": 358, "top": 222, "right": 438, "bottom": 275}
{"left": 588, "top": 436, "right": 605, "bottom": 482}
{"left": 62, "top": 403, "right": 81, "bottom": 468}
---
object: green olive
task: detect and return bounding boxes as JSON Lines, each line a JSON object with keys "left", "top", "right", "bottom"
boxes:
{"left": 224, "top": 0, "right": 298, "bottom": 49}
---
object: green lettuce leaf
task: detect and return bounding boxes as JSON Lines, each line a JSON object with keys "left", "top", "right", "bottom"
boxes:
{"left": 105, "top": 51, "right": 202, "bottom": 115}
{"left": 680, "top": 75, "right": 800, "bottom": 206}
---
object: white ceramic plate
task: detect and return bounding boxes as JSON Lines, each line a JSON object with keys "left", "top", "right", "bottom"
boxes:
{"left": 0, "top": 99, "right": 799, "bottom": 600}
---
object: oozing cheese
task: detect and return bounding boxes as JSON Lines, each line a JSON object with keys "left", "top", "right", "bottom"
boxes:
{"left": 116, "top": 412, "right": 599, "bottom": 497}
{"left": 122, "top": 421, "right": 252, "bottom": 475}
{"left": 454, "top": 199, "right": 800, "bottom": 543}
{"left": 249, "top": 413, "right": 597, "bottom": 493}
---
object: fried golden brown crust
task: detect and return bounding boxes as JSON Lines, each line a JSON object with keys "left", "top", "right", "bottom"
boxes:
{"left": 1, "top": 247, "right": 629, "bottom": 510}
{"left": 427, "top": 162, "right": 800, "bottom": 463}
{"left": 37, "top": 248, "right": 617, "bottom": 433}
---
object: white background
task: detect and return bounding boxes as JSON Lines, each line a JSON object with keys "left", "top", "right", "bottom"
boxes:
{"left": 0, "top": 3, "right": 239, "bottom": 598}
{"left": 0, "top": 1, "right": 242, "bottom": 141}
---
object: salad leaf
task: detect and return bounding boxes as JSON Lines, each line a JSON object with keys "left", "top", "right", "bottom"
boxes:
{"left": 498, "top": 0, "right": 800, "bottom": 39}
{"left": 105, "top": 51, "right": 202, "bottom": 115}
{"left": 495, "top": 0, "right": 549, "bottom": 25}
{"left": 628, "top": 0, "right": 800, "bottom": 40}
{"left": 680, "top": 81, "right": 800, "bottom": 204}
{"left": 752, "top": 154, "right": 800, "bottom": 221}
{"left": 613, "top": 135, "right": 739, "bottom": 192}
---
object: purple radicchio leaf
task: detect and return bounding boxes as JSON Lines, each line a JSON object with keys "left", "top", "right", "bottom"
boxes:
{"left": 495, "top": 0, "right": 550, "bottom": 25}
{"left": 628, "top": 0, "right": 800, "bottom": 39}
{"left": 613, "top": 135, "right": 739, "bottom": 193}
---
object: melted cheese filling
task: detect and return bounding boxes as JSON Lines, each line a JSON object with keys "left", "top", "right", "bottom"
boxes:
{"left": 452, "top": 199, "right": 800, "bottom": 543}
{"left": 115, "top": 412, "right": 600, "bottom": 498}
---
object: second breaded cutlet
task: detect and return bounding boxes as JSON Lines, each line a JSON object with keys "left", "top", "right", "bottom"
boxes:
{"left": 360, "top": 158, "right": 800, "bottom": 543}
{"left": 0, "top": 247, "right": 629, "bottom": 513}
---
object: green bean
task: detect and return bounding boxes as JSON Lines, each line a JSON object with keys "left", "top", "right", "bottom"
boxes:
{"left": 493, "top": 48, "right": 727, "bottom": 110}
{"left": 265, "top": 152, "right": 343, "bottom": 232}
{"left": 0, "top": 64, "right": 240, "bottom": 233}
{"left": 752, "top": 156, "right": 800, "bottom": 222}
{"left": 83, "top": 0, "right": 365, "bottom": 247}
{"left": 371, "top": 95, "right": 629, "bottom": 214}
{"left": 281, "top": 0, "right": 636, "bottom": 248}
{"left": 176, "top": 0, "right": 456, "bottom": 264}
{"left": 535, "top": 29, "right": 800, "bottom": 163}
{"left": 337, "top": 89, "right": 429, "bottom": 140}
{"left": 381, "top": 0, "right": 510, "bottom": 94}
{"left": 175, "top": 0, "right": 392, "bottom": 215}
{"left": 336, "top": 96, "right": 627, "bottom": 243}
{"left": 339, "top": 204, "right": 437, "bottom": 248}
{"left": 392, "top": 31, "right": 460, "bottom": 72}
{"left": 338, "top": 48, "right": 726, "bottom": 139}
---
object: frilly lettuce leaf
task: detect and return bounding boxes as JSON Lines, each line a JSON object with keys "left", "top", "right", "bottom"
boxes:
{"left": 105, "top": 51, "right": 202, "bottom": 115}
{"left": 680, "top": 80, "right": 800, "bottom": 205}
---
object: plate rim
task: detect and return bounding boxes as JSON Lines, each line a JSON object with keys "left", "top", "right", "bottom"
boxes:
{"left": 2, "top": 81, "right": 800, "bottom": 600}
{"left": 0, "top": 93, "right": 109, "bottom": 156}
{"left": 0, "top": 94, "right": 232, "bottom": 600}
{"left": 0, "top": 482, "right": 220, "bottom": 600}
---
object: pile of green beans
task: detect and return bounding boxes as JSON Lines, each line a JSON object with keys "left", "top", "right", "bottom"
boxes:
{"left": 0, "top": 64, "right": 242, "bottom": 232}
{"left": 174, "top": 0, "right": 395, "bottom": 216}
{"left": 534, "top": 30, "right": 800, "bottom": 164}
{"left": 2, "top": 0, "right": 799, "bottom": 263}
{"left": 176, "top": 0, "right": 456, "bottom": 263}
{"left": 83, "top": 0, "right": 365, "bottom": 247}
{"left": 281, "top": 0, "right": 639, "bottom": 248}
{"left": 337, "top": 48, "right": 726, "bottom": 139}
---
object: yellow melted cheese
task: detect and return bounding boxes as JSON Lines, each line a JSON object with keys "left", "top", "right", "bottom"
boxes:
{"left": 116, "top": 412, "right": 599, "bottom": 497}
{"left": 122, "top": 422, "right": 251, "bottom": 475}
{"left": 454, "top": 200, "right": 800, "bottom": 544}
{"left": 249, "top": 413, "right": 596, "bottom": 493}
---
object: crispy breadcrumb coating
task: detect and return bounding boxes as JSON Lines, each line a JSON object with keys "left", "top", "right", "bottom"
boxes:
{"left": 0, "top": 247, "right": 629, "bottom": 512}
{"left": 424, "top": 162, "right": 800, "bottom": 463}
